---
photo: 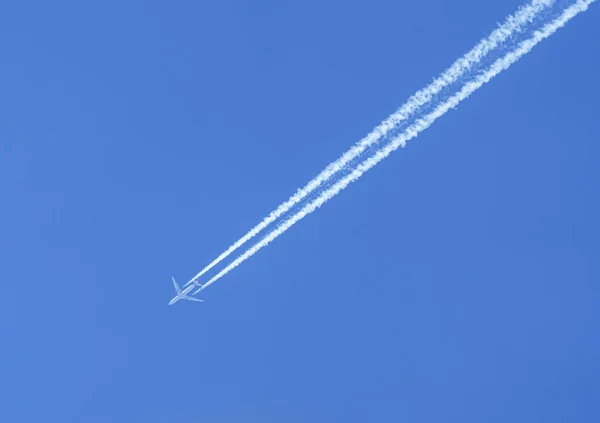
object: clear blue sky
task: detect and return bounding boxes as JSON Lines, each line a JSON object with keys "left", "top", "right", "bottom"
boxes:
{"left": 1, "top": 1, "right": 598, "bottom": 422}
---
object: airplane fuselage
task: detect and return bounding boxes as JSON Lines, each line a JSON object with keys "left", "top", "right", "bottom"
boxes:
{"left": 169, "top": 283, "right": 197, "bottom": 305}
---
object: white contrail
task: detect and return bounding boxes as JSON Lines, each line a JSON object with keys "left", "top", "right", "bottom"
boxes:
{"left": 184, "top": 0, "right": 555, "bottom": 287}
{"left": 196, "top": 0, "right": 595, "bottom": 293}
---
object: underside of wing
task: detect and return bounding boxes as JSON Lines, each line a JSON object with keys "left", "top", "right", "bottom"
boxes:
{"left": 172, "top": 277, "right": 181, "bottom": 294}
{"left": 183, "top": 296, "right": 204, "bottom": 303}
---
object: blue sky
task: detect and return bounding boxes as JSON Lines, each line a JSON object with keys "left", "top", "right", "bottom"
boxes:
{"left": 1, "top": 1, "right": 598, "bottom": 422}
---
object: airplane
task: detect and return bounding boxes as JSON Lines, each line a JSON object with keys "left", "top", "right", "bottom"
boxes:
{"left": 169, "top": 277, "right": 204, "bottom": 305}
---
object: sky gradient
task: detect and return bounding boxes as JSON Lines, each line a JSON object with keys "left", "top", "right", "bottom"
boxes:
{"left": 1, "top": 1, "right": 599, "bottom": 422}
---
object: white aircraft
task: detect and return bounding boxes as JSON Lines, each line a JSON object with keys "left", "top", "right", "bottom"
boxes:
{"left": 169, "top": 277, "right": 204, "bottom": 305}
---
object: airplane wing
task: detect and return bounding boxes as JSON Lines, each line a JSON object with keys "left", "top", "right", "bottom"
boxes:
{"left": 183, "top": 296, "right": 204, "bottom": 303}
{"left": 172, "top": 277, "right": 181, "bottom": 294}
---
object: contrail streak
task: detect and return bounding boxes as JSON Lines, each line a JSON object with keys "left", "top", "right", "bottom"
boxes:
{"left": 184, "top": 0, "right": 555, "bottom": 287}
{"left": 196, "top": 0, "right": 595, "bottom": 293}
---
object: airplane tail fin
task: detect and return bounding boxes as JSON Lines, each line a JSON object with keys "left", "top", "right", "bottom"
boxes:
{"left": 183, "top": 278, "right": 203, "bottom": 290}
{"left": 172, "top": 277, "right": 182, "bottom": 294}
